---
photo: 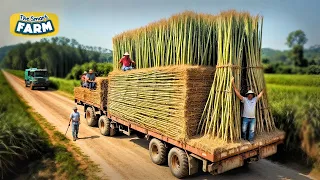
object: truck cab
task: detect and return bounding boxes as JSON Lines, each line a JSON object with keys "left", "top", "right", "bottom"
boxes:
{"left": 25, "top": 68, "right": 50, "bottom": 90}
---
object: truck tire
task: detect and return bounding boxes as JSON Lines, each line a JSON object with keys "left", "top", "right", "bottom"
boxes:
{"left": 136, "top": 131, "right": 145, "bottom": 139}
{"left": 30, "top": 84, "right": 34, "bottom": 90}
{"left": 25, "top": 81, "right": 28, "bottom": 87}
{"left": 44, "top": 86, "right": 48, "bottom": 90}
{"left": 168, "top": 147, "right": 189, "bottom": 178}
{"left": 85, "top": 107, "right": 97, "bottom": 126}
{"left": 98, "top": 115, "right": 110, "bottom": 136}
{"left": 149, "top": 138, "right": 167, "bottom": 165}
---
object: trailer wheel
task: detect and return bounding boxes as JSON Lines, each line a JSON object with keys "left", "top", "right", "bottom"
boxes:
{"left": 85, "top": 107, "right": 97, "bottom": 126}
{"left": 168, "top": 147, "right": 189, "bottom": 178}
{"left": 98, "top": 115, "right": 110, "bottom": 136}
{"left": 149, "top": 138, "right": 167, "bottom": 165}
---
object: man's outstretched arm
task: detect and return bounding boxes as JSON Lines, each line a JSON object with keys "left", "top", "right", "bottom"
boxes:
{"left": 231, "top": 78, "right": 244, "bottom": 101}
{"left": 257, "top": 89, "right": 264, "bottom": 100}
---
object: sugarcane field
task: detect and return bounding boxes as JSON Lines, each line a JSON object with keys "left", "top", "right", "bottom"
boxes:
{"left": 1, "top": 0, "right": 320, "bottom": 180}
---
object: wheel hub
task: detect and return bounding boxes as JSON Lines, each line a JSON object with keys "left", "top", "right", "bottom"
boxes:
{"left": 151, "top": 144, "right": 159, "bottom": 156}
{"left": 171, "top": 154, "right": 180, "bottom": 170}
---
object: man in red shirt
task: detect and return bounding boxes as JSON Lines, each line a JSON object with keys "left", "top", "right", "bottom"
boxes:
{"left": 119, "top": 52, "right": 135, "bottom": 71}
{"left": 81, "top": 71, "right": 87, "bottom": 87}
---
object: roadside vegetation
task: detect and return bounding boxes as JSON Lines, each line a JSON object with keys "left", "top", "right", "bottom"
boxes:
{"left": 0, "top": 71, "right": 101, "bottom": 179}
{"left": 267, "top": 79, "right": 320, "bottom": 172}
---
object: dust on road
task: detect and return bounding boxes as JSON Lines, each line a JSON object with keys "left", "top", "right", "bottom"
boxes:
{"left": 3, "top": 71, "right": 314, "bottom": 180}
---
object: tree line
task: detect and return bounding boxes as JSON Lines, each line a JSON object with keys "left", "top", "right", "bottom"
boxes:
{"left": 1, "top": 37, "right": 113, "bottom": 77}
{"left": 262, "top": 30, "right": 320, "bottom": 74}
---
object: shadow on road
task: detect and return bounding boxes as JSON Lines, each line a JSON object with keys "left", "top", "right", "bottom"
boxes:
{"left": 78, "top": 135, "right": 100, "bottom": 140}
{"left": 130, "top": 137, "right": 149, "bottom": 150}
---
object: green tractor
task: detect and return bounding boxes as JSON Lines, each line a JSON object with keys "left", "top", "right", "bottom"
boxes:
{"left": 25, "top": 68, "right": 50, "bottom": 90}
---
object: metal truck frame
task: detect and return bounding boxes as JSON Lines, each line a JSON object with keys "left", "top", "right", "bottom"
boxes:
{"left": 75, "top": 96, "right": 285, "bottom": 178}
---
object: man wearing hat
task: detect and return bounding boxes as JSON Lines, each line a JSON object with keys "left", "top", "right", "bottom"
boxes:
{"left": 119, "top": 52, "right": 135, "bottom": 71}
{"left": 81, "top": 71, "right": 88, "bottom": 87}
{"left": 86, "top": 69, "right": 96, "bottom": 89}
{"left": 69, "top": 106, "right": 81, "bottom": 141}
{"left": 231, "top": 78, "right": 264, "bottom": 143}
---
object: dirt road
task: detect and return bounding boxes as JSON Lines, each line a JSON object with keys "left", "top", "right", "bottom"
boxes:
{"left": 3, "top": 71, "right": 314, "bottom": 180}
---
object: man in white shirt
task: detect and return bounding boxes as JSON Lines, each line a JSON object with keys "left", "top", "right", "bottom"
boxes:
{"left": 231, "top": 78, "right": 264, "bottom": 143}
{"left": 69, "top": 106, "right": 81, "bottom": 141}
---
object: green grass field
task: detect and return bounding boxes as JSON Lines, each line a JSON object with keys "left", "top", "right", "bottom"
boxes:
{"left": 0, "top": 70, "right": 87, "bottom": 179}
{"left": 265, "top": 74, "right": 320, "bottom": 87}
{"left": 266, "top": 76, "right": 320, "bottom": 169}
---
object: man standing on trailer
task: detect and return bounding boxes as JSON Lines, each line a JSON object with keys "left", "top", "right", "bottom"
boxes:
{"left": 69, "top": 106, "right": 81, "bottom": 141}
{"left": 119, "top": 52, "right": 136, "bottom": 71}
{"left": 231, "top": 78, "right": 264, "bottom": 143}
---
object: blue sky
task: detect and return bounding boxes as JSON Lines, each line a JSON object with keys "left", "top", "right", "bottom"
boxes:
{"left": 1, "top": 0, "right": 319, "bottom": 50}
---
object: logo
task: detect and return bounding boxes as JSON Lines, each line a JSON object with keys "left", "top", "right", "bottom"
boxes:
{"left": 10, "top": 12, "right": 59, "bottom": 37}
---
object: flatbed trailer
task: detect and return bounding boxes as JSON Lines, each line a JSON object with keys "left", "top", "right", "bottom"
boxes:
{"left": 75, "top": 97, "right": 285, "bottom": 178}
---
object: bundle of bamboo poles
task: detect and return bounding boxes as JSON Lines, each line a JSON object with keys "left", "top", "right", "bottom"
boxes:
{"left": 107, "top": 66, "right": 215, "bottom": 141}
{"left": 113, "top": 11, "right": 217, "bottom": 69}
{"left": 111, "top": 10, "right": 277, "bottom": 142}
{"left": 74, "top": 77, "right": 109, "bottom": 108}
{"left": 197, "top": 12, "right": 244, "bottom": 142}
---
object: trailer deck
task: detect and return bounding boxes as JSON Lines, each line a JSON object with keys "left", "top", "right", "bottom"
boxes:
{"left": 107, "top": 113, "right": 285, "bottom": 162}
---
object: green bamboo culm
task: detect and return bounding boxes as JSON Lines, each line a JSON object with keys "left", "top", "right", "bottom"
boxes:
{"left": 197, "top": 11, "right": 245, "bottom": 142}
{"left": 244, "top": 15, "right": 276, "bottom": 133}
{"left": 112, "top": 11, "right": 217, "bottom": 69}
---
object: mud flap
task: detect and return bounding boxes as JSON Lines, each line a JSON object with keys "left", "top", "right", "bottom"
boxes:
{"left": 188, "top": 155, "right": 199, "bottom": 176}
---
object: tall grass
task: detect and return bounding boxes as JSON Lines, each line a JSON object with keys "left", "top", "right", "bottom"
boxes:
{"left": 0, "top": 71, "right": 49, "bottom": 178}
{"left": 5, "top": 69, "right": 24, "bottom": 79}
{"left": 265, "top": 74, "right": 320, "bottom": 87}
{"left": 267, "top": 83, "right": 320, "bottom": 168}
{"left": 49, "top": 77, "right": 80, "bottom": 95}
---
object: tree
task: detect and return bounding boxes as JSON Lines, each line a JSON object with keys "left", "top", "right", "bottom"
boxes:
{"left": 286, "top": 30, "right": 308, "bottom": 48}
{"left": 286, "top": 30, "right": 308, "bottom": 67}
{"left": 290, "top": 46, "right": 308, "bottom": 67}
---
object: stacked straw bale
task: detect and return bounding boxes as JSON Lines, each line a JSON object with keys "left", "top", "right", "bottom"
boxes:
{"left": 107, "top": 65, "right": 215, "bottom": 141}
{"left": 74, "top": 77, "right": 109, "bottom": 108}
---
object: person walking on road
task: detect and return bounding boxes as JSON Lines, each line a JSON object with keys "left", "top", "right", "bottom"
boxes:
{"left": 231, "top": 78, "right": 264, "bottom": 143}
{"left": 69, "top": 106, "right": 81, "bottom": 141}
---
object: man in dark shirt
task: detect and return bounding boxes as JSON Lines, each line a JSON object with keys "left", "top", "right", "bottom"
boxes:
{"left": 86, "top": 69, "right": 96, "bottom": 89}
{"left": 119, "top": 52, "right": 135, "bottom": 71}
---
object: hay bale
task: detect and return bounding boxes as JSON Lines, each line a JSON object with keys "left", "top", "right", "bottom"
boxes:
{"left": 74, "top": 77, "right": 109, "bottom": 108}
{"left": 188, "top": 129, "right": 285, "bottom": 154}
{"left": 107, "top": 65, "right": 215, "bottom": 141}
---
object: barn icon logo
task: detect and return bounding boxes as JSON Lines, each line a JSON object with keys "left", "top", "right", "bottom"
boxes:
{"left": 10, "top": 12, "right": 59, "bottom": 37}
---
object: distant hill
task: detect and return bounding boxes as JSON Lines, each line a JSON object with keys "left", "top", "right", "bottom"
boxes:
{"left": 262, "top": 46, "right": 320, "bottom": 64}
{"left": 0, "top": 45, "right": 17, "bottom": 63}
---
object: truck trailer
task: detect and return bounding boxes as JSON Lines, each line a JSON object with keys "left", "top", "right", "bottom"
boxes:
{"left": 74, "top": 69, "right": 285, "bottom": 179}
